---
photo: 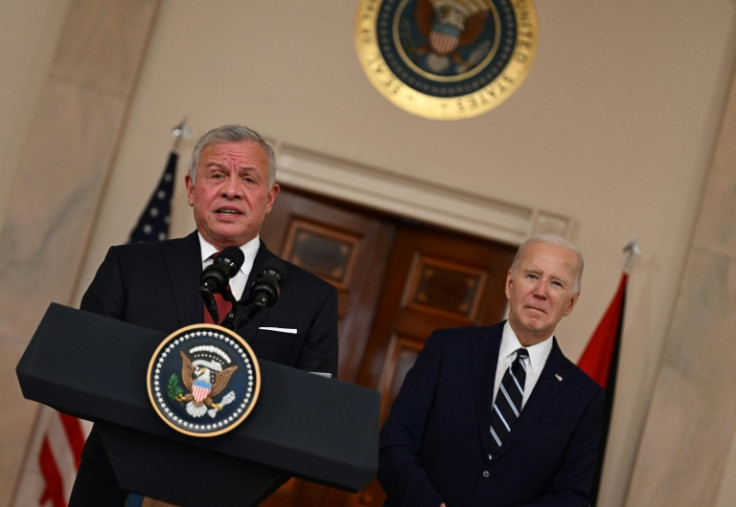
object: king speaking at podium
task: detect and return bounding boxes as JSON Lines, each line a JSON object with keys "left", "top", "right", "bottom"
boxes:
{"left": 68, "top": 124, "right": 340, "bottom": 505}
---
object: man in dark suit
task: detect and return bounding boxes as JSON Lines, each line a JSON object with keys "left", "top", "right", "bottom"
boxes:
{"left": 69, "top": 124, "right": 338, "bottom": 505}
{"left": 378, "top": 235, "right": 604, "bottom": 506}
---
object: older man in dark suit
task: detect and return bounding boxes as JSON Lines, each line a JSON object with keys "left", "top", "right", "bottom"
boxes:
{"left": 378, "top": 234, "right": 604, "bottom": 506}
{"left": 69, "top": 124, "right": 338, "bottom": 505}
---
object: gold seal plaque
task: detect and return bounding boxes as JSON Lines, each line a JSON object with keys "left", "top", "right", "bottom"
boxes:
{"left": 355, "top": 0, "right": 538, "bottom": 120}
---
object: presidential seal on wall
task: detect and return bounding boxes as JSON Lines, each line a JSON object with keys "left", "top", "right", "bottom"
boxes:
{"left": 147, "top": 324, "right": 260, "bottom": 437}
{"left": 354, "top": 0, "right": 538, "bottom": 120}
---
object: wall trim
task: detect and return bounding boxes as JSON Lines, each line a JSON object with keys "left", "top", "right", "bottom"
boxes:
{"left": 275, "top": 143, "right": 574, "bottom": 246}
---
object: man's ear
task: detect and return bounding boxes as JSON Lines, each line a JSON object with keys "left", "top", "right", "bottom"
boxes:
{"left": 504, "top": 269, "right": 513, "bottom": 300}
{"left": 563, "top": 292, "right": 580, "bottom": 317}
{"left": 185, "top": 174, "right": 195, "bottom": 207}
{"left": 266, "top": 183, "right": 280, "bottom": 212}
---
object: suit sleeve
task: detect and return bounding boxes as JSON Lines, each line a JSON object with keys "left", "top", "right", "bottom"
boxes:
{"left": 79, "top": 247, "right": 126, "bottom": 319}
{"left": 377, "top": 331, "right": 446, "bottom": 507}
{"left": 521, "top": 382, "right": 605, "bottom": 507}
{"left": 294, "top": 284, "right": 339, "bottom": 378}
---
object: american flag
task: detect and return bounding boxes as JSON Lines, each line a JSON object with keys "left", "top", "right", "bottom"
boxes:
{"left": 12, "top": 149, "right": 179, "bottom": 507}
{"left": 129, "top": 150, "right": 179, "bottom": 243}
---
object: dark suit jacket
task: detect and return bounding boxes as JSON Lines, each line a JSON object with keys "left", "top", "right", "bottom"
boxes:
{"left": 79, "top": 231, "right": 338, "bottom": 374}
{"left": 70, "top": 231, "right": 338, "bottom": 505}
{"left": 377, "top": 323, "right": 604, "bottom": 507}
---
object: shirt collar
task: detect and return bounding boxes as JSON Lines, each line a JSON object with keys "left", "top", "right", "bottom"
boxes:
{"left": 500, "top": 321, "right": 554, "bottom": 375}
{"left": 197, "top": 232, "right": 260, "bottom": 275}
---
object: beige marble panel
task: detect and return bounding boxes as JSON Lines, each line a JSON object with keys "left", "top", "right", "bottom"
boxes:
{"left": 627, "top": 71, "right": 736, "bottom": 504}
{"left": 0, "top": 80, "right": 124, "bottom": 500}
{"left": 0, "top": 1, "right": 160, "bottom": 506}
{"left": 0, "top": 80, "right": 125, "bottom": 340}
{"left": 51, "top": 0, "right": 159, "bottom": 95}
{"left": 693, "top": 111, "right": 736, "bottom": 257}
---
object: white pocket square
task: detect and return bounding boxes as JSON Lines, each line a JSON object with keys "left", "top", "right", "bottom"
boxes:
{"left": 258, "top": 326, "right": 297, "bottom": 334}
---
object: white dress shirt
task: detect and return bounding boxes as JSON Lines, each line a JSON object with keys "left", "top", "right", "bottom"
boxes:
{"left": 492, "top": 321, "right": 554, "bottom": 408}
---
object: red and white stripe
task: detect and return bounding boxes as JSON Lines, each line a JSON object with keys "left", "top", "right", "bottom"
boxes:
{"left": 192, "top": 384, "right": 211, "bottom": 403}
{"left": 430, "top": 31, "right": 459, "bottom": 55}
{"left": 12, "top": 407, "right": 90, "bottom": 507}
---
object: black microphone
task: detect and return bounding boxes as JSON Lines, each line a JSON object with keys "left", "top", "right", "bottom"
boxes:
{"left": 201, "top": 246, "right": 244, "bottom": 325}
{"left": 248, "top": 258, "right": 286, "bottom": 308}
{"left": 223, "top": 258, "right": 286, "bottom": 329}
{"left": 200, "top": 246, "right": 245, "bottom": 294}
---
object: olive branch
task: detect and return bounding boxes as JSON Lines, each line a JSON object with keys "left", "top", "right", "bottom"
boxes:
{"left": 167, "top": 374, "right": 184, "bottom": 402}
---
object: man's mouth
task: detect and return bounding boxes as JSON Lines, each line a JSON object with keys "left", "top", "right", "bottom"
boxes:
{"left": 216, "top": 208, "right": 242, "bottom": 215}
{"left": 525, "top": 306, "right": 546, "bottom": 315}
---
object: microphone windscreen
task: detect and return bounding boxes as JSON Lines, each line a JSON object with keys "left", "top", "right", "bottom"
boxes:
{"left": 217, "top": 246, "right": 245, "bottom": 277}
{"left": 259, "top": 257, "right": 286, "bottom": 282}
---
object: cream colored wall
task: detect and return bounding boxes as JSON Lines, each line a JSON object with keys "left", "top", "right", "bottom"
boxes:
{"left": 0, "top": 1, "right": 70, "bottom": 504}
{"left": 0, "top": 0, "right": 69, "bottom": 224}
{"left": 3, "top": 1, "right": 736, "bottom": 506}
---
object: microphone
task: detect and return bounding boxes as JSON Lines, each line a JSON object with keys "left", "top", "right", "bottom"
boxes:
{"left": 248, "top": 258, "right": 286, "bottom": 308}
{"left": 221, "top": 257, "right": 287, "bottom": 330}
{"left": 200, "top": 246, "right": 245, "bottom": 294}
{"left": 201, "top": 246, "right": 244, "bottom": 325}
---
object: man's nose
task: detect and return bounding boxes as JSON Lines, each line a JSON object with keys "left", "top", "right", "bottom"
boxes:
{"left": 532, "top": 280, "right": 548, "bottom": 297}
{"left": 221, "top": 177, "right": 242, "bottom": 198}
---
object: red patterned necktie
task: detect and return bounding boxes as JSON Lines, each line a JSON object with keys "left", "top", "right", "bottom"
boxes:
{"left": 203, "top": 291, "right": 232, "bottom": 325}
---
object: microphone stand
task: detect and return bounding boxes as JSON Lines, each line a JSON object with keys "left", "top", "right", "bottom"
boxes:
{"left": 221, "top": 298, "right": 267, "bottom": 331}
{"left": 219, "top": 287, "right": 239, "bottom": 330}
{"left": 221, "top": 259, "right": 284, "bottom": 330}
{"left": 202, "top": 286, "right": 239, "bottom": 329}
{"left": 201, "top": 288, "right": 219, "bottom": 324}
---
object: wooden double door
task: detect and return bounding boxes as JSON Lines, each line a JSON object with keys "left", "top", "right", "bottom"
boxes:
{"left": 259, "top": 187, "right": 516, "bottom": 507}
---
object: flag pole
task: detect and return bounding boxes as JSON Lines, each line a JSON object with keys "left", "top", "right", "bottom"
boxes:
{"left": 128, "top": 120, "right": 187, "bottom": 243}
{"left": 171, "top": 118, "right": 189, "bottom": 152}
{"left": 589, "top": 236, "right": 641, "bottom": 505}
{"left": 622, "top": 236, "right": 642, "bottom": 273}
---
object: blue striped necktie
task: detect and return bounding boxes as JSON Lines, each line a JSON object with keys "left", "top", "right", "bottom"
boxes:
{"left": 489, "top": 348, "right": 529, "bottom": 460}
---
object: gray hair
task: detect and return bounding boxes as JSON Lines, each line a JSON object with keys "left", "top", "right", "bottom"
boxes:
{"left": 188, "top": 124, "right": 276, "bottom": 186}
{"left": 510, "top": 234, "right": 584, "bottom": 294}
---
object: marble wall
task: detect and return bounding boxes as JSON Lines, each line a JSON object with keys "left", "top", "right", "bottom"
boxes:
{"left": 1, "top": 1, "right": 160, "bottom": 506}
{"left": 626, "top": 71, "right": 736, "bottom": 505}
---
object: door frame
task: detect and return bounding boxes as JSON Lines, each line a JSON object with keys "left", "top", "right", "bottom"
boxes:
{"left": 273, "top": 142, "right": 575, "bottom": 245}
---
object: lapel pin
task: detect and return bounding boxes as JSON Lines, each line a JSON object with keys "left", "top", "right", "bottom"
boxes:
{"left": 555, "top": 374, "right": 563, "bottom": 382}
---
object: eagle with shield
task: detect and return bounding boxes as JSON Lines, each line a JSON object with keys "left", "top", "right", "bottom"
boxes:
{"left": 174, "top": 346, "right": 238, "bottom": 418}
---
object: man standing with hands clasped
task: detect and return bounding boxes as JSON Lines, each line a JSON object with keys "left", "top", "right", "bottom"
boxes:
{"left": 378, "top": 234, "right": 604, "bottom": 506}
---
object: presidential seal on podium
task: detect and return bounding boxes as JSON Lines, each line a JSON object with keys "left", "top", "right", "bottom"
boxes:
{"left": 355, "top": 0, "right": 538, "bottom": 120}
{"left": 147, "top": 324, "right": 261, "bottom": 437}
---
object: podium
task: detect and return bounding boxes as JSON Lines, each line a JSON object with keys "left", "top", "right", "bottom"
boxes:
{"left": 16, "top": 304, "right": 379, "bottom": 506}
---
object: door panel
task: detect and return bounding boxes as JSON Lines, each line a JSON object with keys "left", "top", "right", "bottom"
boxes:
{"left": 259, "top": 188, "right": 516, "bottom": 507}
{"left": 259, "top": 189, "right": 396, "bottom": 383}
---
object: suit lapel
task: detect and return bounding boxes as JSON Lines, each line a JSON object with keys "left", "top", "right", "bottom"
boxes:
{"left": 472, "top": 323, "right": 503, "bottom": 457}
{"left": 163, "top": 231, "right": 203, "bottom": 327}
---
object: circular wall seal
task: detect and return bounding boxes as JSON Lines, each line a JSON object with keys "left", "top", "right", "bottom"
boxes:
{"left": 147, "top": 324, "right": 261, "bottom": 437}
{"left": 354, "top": 0, "right": 538, "bottom": 120}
